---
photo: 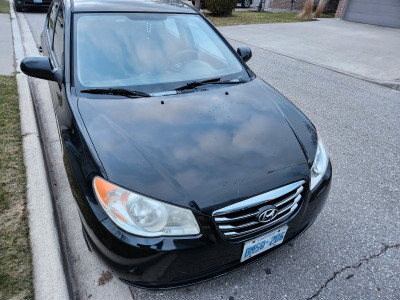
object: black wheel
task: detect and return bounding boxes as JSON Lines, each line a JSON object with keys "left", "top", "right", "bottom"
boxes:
{"left": 241, "top": 0, "right": 251, "bottom": 8}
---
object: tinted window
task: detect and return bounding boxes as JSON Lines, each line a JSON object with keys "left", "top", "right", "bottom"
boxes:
{"left": 48, "top": 1, "right": 59, "bottom": 45}
{"left": 74, "top": 13, "right": 249, "bottom": 92}
{"left": 53, "top": 4, "right": 64, "bottom": 68}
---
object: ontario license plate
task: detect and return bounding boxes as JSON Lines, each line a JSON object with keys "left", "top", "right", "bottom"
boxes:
{"left": 240, "top": 226, "right": 288, "bottom": 262}
{"left": 33, "top": 0, "right": 42, "bottom": 3}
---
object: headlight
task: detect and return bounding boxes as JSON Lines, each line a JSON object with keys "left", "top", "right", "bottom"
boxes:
{"left": 93, "top": 177, "right": 200, "bottom": 237}
{"left": 310, "top": 133, "right": 329, "bottom": 191}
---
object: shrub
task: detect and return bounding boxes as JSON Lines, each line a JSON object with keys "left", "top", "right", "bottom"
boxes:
{"left": 204, "top": 0, "right": 237, "bottom": 16}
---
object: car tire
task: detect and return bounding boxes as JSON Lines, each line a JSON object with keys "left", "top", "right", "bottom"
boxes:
{"left": 241, "top": 0, "right": 251, "bottom": 8}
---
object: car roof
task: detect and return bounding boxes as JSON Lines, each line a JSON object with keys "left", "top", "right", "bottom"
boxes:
{"left": 70, "top": 0, "right": 197, "bottom": 14}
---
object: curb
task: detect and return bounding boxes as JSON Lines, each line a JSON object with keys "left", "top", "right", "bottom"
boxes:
{"left": 9, "top": 2, "right": 70, "bottom": 299}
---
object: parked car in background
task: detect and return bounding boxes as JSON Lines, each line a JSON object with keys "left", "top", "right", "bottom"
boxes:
{"left": 191, "top": 0, "right": 253, "bottom": 8}
{"left": 13, "top": 0, "right": 51, "bottom": 12}
{"left": 20, "top": 0, "right": 331, "bottom": 289}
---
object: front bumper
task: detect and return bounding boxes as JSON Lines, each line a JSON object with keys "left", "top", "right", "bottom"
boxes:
{"left": 81, "top": 163, "right": 332, "bottom": 289}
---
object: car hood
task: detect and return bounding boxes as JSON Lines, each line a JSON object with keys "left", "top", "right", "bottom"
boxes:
{"left": 78, "top": 78, "right": 309, "bottom": 215}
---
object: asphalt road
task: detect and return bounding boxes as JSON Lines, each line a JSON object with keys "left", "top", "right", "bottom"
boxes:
{"left": 24, "top": 11, "right": 400, "bottom": 300}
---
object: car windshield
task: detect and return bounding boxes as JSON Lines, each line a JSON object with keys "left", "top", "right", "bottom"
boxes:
{"left": 74, "top": 13, "right": 250, "bottom": 93}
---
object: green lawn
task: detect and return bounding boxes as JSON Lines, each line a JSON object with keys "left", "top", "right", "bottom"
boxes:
{"left": 0, "top": 76, "right": 33, "bottom": 299}
{"left": 0, "top": 0, "right": 9, "bottom": 14}
{"left": 206, "top": 11, "right": 334, "bottom": 27}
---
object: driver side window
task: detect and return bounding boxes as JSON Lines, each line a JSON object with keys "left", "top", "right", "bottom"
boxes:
{"left": 53, "top": 3, "right": 64, "bottom": 69}
{"left": 47, "top": 1, "right": 59, "bottom": 46}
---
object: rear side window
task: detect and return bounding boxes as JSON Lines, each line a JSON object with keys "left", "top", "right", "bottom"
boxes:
{"left": 53, "top": 4, "right": 64, "bottom": 69}
{"left": 47, "top": 1, "right": 59, "bottom": 45}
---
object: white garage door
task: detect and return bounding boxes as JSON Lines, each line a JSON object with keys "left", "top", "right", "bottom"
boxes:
{"left": 343, "top": 0, "right": 400, "bottom": 28}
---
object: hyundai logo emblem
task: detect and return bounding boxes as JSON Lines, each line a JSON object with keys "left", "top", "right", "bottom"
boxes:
{"left": 258, "top": 208, "right": 278, "bottom": 223}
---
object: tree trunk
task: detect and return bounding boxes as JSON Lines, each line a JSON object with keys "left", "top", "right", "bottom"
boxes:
{"left": 195, "top": 0, "right": 201, "bottom": 10}
{"left": 298, "top": 0, "right": 314, "bottom": 19}
{"left": 257, "top": 0, "right": 266, "bottom": 11}
{"left": 314, "top": 0, "right": 327, "bottom": 17}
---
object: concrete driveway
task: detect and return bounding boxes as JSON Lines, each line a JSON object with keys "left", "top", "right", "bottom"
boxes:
{"left": 219, "top": 18, "right": 400, "bottom": 89}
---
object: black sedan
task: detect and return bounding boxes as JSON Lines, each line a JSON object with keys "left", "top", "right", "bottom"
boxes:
{"left": 21, "top": 0, "right": 331, "bottom": 289}
{"left": 14, "top": 0, "right": 51, "bottom": 12}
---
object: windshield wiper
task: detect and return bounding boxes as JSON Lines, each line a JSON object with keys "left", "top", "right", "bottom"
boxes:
{"left": 174, "top": 78, "right": 222, "bottom": 91}
{"left": 173, "top": 78, "right": 248, "bottom": 92}
{"left": 80, "top": 88, "right": 151, "bottom": 98}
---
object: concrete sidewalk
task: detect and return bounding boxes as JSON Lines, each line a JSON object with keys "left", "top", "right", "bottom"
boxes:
{"left": 0, "top": 13, "right": 14, "bottom": 74}
{"left": 219, "top": 18, "right": 400, "bottom": 89}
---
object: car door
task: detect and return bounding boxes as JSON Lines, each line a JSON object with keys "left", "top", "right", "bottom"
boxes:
{"left": 42, "top": 0, "right": 69, "bottom": 150}
{"left": 48, "top": 1, "right": 65, "bottom": 112}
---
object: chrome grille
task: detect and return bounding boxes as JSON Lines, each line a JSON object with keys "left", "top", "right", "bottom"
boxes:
{"left": 213, "top": 180, "right": 305, "bottom": 239}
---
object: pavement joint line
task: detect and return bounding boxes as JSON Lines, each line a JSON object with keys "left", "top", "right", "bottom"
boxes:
{"left": 225, "top": 36, "right": 400, "bottom": 92}
{"left": 9, "top": 1, "right": 70, "bottom": 299}
{"left": 307, "top": 243, "right": 400, "bottom": 300}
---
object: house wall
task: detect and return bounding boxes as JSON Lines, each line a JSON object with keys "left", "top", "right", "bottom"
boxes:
{"left": 268, "top": 0, "right": 307, "bottom": 10}
{"left": 335, "top": 0, "right": 348, "bottom": 17}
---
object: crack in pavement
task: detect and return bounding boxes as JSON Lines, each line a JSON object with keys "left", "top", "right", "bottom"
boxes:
{"left": 307, "top": 243, "right": 400, "bottom": 300}
{"left": 21, "top": 132, "right": 38, "bottom": 137}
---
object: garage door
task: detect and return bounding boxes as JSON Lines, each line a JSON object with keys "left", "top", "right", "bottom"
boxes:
{"left": 343, "top": 0, "right": 400, "bottom": 28}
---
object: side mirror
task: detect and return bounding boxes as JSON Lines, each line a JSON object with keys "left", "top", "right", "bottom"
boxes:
{"left": 20, "top": 57, "right": 63, "bottom": 85}
{"left": 237, "top": 46, "right": 252, "bottom": 63}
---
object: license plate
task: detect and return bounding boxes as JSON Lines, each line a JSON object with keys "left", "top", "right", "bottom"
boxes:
{"left": 33, "top": 0, "right": 42, "bottom": 3}
{"left": 240, "top": 226, "right": 288, "bottom": 262}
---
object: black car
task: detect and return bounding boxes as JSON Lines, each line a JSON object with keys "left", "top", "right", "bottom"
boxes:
{"left": 21, "top": 0, "right": 331, "bottom": 289}
{"left": 191, "top": 0, "right": 253, "bottom": 8}
{"left": 14, "top": 0, "right": 51, "bottom": 12}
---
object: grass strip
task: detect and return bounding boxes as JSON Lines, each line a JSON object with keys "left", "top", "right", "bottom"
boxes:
{"left": 0, "top": 0, "right": 9, "bottom": 14}
{"left": 0, "top": 75, "right": 33, "bottom": 300}
{"left": 206, "top": 11, "right": 334, "bottom": 27}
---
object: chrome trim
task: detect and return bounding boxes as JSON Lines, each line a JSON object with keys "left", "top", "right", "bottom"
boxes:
{"left": 214, "top": 212, "right": 258, "bottom": 223}
{"left": 213, "top": 181, "right": 306, "bottom": 239}
{"left": 224, "top": 204, "right": 299, "bottom": 237}
{"left": 212, "top": 180, "right": 305, "bottom": 216}
{"left": 277, "top": 195, "right": 302, "bottom": 215}
{"left": 275, "top": 186, "right": 303, "bottom": 207}
{"left": 219, "top": 221, "right": 259, "bottom": 231}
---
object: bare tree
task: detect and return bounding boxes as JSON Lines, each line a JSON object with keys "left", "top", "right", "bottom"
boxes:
{"left": 258, "top": 0, "right": 267, "bottom": 12}
{"left": 299, "top": 0, "right": 329, "bottom": 19}
{"left": 314, "top": 0, "right": 327, "bottom": 17}
{"left": 298, "top": 0, "right": 313, "bottom": 19}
